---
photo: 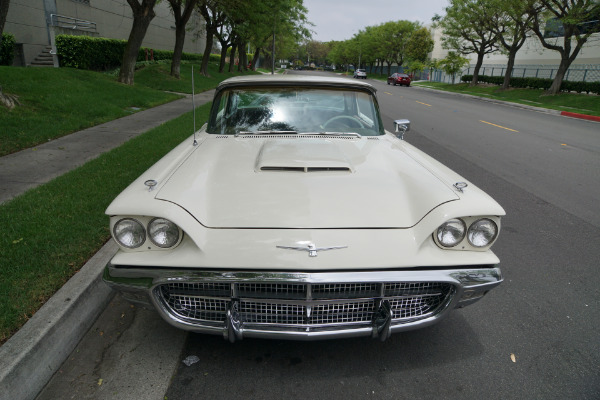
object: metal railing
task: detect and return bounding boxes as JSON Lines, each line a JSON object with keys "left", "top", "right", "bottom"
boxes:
{"left": 49, "top": 14, "right": 97, "bottom": 32}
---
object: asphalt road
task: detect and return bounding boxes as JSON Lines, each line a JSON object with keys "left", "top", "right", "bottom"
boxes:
{"left": 38, "top": 72, "right": 600, "bottom": 400}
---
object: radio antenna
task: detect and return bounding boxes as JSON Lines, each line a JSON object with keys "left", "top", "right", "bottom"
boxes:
{"left": 192, "top": 65, "right": 198, "bottom": 146}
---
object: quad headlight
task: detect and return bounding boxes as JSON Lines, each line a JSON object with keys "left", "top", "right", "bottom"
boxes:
{"left": 467, "top": 218, "right": 498, "bottom": 247}
{"left": 113, "top": 218, "right": 146, "bottom": 249}
{"left": 435, "top": 217, "right": 499, "bottom": 249}
{"left": 148, "top": 218, "right": 180, "bottom": 248}
{"left": 112, "top": 217, "right": 182, "bottom": 249}
{"left": 436, "top": 219, "right": 466, "bottom": 247}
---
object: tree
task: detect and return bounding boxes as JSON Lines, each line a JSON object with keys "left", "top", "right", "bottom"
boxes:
{"left": 197, "top": 0, "right": 227, "bottom": 76}
{"left": 167, "top": 0, "right": 199, "bottom": 79}
{"left": 488, "top": 0, "right": 537, "bottom": 90}
{"left": 378, "top": 21, "right": 420, "bottom": 76}
{"left": 529, "top": 0, "right": 600, "bottom": 94}
{"left": 436, "top": 0, "right": 500, "bottom": 86}
{"left": 406, "top": 60, "right": 427, "bottom": 80}
{"left": 119, "top": 0, "right": 158, "bottom": 85}
{"left": 441, "top": 51, "right": 469, "bottom": 84}
{"left": 406, "top": 27, "right": 435, "bottom": 62}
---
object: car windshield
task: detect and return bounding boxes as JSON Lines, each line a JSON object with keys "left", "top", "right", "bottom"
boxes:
{"left": 207, "top": 86, "right": 384, "bottom": 136}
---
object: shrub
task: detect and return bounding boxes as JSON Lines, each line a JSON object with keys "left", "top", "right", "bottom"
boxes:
{"left": 461, "top": 74, "right": 599, "bottom": 95}
{"left": 56, "top": 35, "right": 204, "bottom": 71}
{"left": 0, "top": 33, "right": 16, "bottom": 66}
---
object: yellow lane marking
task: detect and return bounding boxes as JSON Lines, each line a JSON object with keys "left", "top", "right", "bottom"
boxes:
{"left": 416, "top": 101, "right": 432, "bottom": 107}
{"left": 479, "top": 120, "right": 519, "bottom": 132}
{"left": 384, "top": 92, "right": 393, "bottom": 95}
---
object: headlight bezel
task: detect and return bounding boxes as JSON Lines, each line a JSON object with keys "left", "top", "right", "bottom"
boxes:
{"left": 433, "top": 216, "right": 501, "bottom": 251}
{"left": 110, "top": 215, "right": 183, "bottom": 251}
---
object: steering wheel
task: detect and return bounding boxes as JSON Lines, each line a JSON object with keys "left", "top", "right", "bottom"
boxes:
{"left": 322, "top": 115, "right": 365, "bottom": 129}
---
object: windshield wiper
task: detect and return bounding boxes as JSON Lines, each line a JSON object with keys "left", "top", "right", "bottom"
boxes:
{"left": 299, "top": 132, "right": 362, "bottom": 138}
{"left": 235, "top": 130, "right": 298, "bottom": 137}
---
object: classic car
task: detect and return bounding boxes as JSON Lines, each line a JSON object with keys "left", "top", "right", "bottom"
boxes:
{"left": 103, "top": 75, "right": 504, "bottom": 342}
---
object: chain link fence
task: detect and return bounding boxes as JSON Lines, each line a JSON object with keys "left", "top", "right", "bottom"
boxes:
{"left": 429, "top": 64, "right": 600, "bottom": 84}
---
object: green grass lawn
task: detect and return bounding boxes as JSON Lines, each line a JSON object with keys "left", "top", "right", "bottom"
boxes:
{"left": 413, "top": 81, "right": 600, "bottom": 117}
{"left": 0, "top": 62, "right": 258, "bottom": 156}
{"left": 0, "top": 67, "right": 181, "bottom": 156}
{"left": 0, "top": 104, "right": 212, "bottom": 344}
{"left": 134, "top": 61, "right": 259, "bottom": 94}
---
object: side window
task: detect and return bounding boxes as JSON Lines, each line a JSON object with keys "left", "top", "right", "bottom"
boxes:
{"left": 355, "top": 93, "right": 375, "bottom": 126}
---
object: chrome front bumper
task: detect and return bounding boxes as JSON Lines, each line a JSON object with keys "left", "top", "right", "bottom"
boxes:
{"left": 103, "top": 264, "right": 502, "bottom": 341}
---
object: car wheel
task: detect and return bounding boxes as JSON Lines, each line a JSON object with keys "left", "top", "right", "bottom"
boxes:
{"left": 387, "top": 82, "right": 390, "bottom": 85}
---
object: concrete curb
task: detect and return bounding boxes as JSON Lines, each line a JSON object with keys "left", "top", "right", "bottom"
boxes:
{"left": 560, "top": 111, "right": 600, "bottom": 122}
{"left": 0, "top": 241, "right": 118, "bottom": 400}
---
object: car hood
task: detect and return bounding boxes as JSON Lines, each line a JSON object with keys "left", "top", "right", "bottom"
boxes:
{"left": 156, "top": 135, "right": 459, "bottom": 228}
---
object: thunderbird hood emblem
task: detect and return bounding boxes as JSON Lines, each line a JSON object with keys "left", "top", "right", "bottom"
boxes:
{"left": 277, "top": 243, "right": 348, "bottom": 257}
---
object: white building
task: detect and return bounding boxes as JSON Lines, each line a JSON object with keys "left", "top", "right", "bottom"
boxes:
{"left": 429, "top": 25, "right": 600, "bottom": 67}
{"left": 4, "top": 0, "right": 206, "bottom": 66}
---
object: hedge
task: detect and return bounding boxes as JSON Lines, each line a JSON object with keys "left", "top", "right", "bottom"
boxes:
{"left": 55, "top": 35, "right": 205, "bottom": 71}
{"left": 1, "top": 33, "right": 16, "bottom": 66}
{"left": 461, "top": 74, "right": 600, "bottom": 95}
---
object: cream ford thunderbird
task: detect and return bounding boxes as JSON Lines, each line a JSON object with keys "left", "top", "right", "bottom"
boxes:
{"left": 103, "top": 75, "right": 504, "bottom": 341}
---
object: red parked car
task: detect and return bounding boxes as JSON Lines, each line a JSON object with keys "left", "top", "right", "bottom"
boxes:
{"left": 387, "top": 73, "right": 411, "bottom": 87}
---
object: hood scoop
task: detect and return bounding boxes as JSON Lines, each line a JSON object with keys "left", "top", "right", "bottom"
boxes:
{"left": 261, "top": 166, "right": 351, "bottom": 173}
{"left": 256, "top": 139, "right": 354, "bottom": 173}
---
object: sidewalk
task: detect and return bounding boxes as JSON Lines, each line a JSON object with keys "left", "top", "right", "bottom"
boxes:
{"left": 0, "top": 90, "right": 214, "bottom": 400}
{"left": 0, "top": 90, "right": 214, "bottom": 204}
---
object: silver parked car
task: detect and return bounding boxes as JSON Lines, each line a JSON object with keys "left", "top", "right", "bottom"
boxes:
{"left": 353, "top": 68, "right": 367, "bottom": 79}
{"left": 103, "top": 75, "right": 504, "bottom": 342}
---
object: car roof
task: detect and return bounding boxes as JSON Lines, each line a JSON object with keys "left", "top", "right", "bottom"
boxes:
{"left": 216, "top": 74, "right": 377, "bottom": 94}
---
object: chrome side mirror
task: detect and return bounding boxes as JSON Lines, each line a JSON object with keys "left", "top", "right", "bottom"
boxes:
{"left": 394, "top": 119, "right": 410, "bottom": 140}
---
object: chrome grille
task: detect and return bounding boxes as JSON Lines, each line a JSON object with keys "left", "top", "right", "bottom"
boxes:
{"left": 240, "top": 301, "right": 305, "bottom": 324}
{"left": 161, "top": 286, "right": 228, "bottom": 322}
{"left": 311, "top": 301, "right": 375, "bottom": 324}
{"left": 237, "top": 283, "right": 305, "bottom": 299}
{"left": 312, "top": 283, "right": 379, "bottom": 299}
{"left": 157, "top": 281, "right": 454, "bottom": 327}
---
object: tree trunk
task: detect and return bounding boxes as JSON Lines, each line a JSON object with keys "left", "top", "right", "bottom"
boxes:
{"left": 199, "top": 31, "right": 213, "bottom": 77}
{"left": 168, "top": 0, "right": 198, "bottom": 79}
{"left": 228, "top": 43, "right": 237, "bottom": 72}
{"left": 170, "top": 23, "right": 186, "bottom": 79}
{"left": 250, "top": 48, "right": 261, "bottom": 70}
{"left": 218, "top": 44, "right": 228, "bottom": 72}
{"left": 548, "top": 58, "right": 569, "bottom": 95}
{"left": 470, "top": 52, "right": 485, "bottom": 86}
{"left": 502, "top": 48, "right": 518, "bottom": 90}
{"left": 119, "top": 0, "right": 157, "bottom": 85}
{"left": 238, "top": 42, "right": 247, "bottom": 72}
